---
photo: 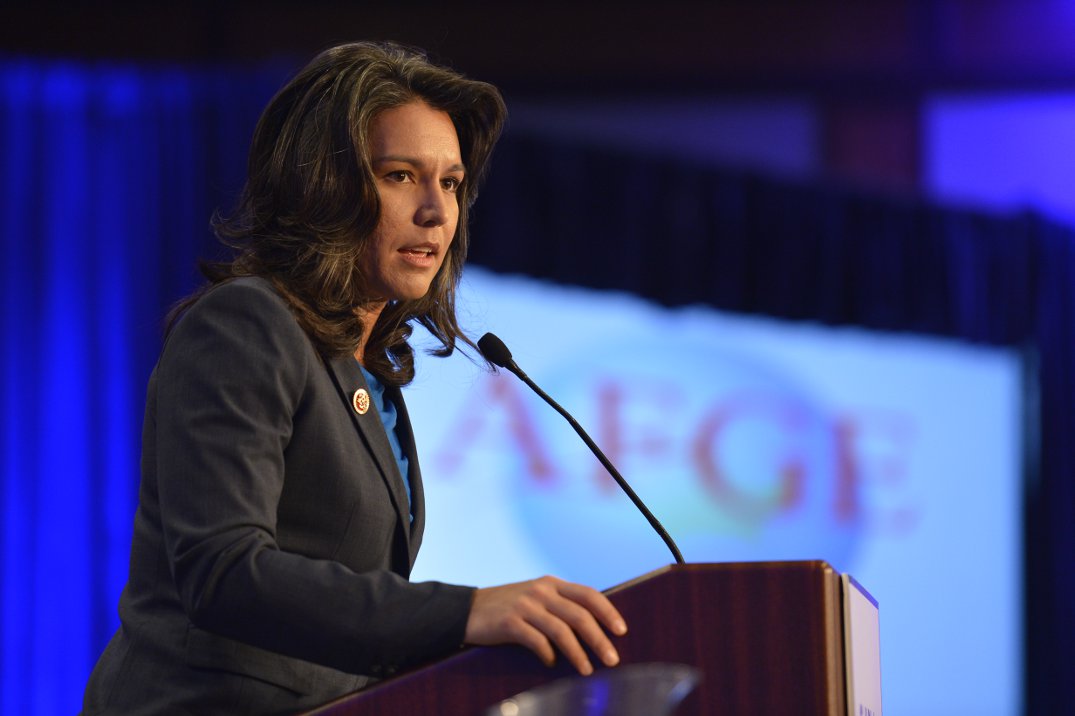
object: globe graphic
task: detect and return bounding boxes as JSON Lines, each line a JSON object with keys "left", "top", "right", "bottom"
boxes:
{"left": 507, "top": 338, "right": 861, "bottom": 588}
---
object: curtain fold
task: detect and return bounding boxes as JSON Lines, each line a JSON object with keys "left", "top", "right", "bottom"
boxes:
{"left": 1026, "top": 216, "right": 1075, "bottom": 713}
{"left": 0, "top": 60, "right": 278, "bottom": 716}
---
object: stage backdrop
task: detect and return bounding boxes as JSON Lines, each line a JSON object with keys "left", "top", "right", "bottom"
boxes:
{"left": 407, "top": 267, "right": 1023, "bottom": 716}
{"left": 4, "top": 58, "right": 1075, "bottom": 716}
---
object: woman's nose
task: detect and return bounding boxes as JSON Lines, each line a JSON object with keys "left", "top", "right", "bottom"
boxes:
{"left": 414, "top": 183, "right": 450, "bottom": 227}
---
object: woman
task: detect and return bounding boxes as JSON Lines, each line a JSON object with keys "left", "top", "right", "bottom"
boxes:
{"left": 82, "top": 42, "right": 625, "bottom": 715}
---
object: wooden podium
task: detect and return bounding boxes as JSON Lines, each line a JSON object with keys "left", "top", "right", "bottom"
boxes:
{"left": 307, "top": 561, "right": 874, "bottom": 715}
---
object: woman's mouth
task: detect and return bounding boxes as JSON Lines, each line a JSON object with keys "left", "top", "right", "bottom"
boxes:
{"left": 399, "top": 245, "right": 438, "bottom": 267}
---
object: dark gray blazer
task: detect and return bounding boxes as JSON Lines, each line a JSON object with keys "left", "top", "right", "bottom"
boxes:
{"left": 83, "top": 277, "right": 474, "bottom": 715}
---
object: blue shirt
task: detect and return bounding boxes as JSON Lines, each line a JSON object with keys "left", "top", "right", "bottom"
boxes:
{"left": 359, "top": 365, "right": 412, "bottom": 518}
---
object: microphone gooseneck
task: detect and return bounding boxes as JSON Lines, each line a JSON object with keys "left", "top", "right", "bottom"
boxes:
{"left": 477, "top": 332, "right": 685, "bottom": 566}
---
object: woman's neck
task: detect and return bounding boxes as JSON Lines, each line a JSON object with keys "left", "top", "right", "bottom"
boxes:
{"left": 353, "top": 301, "right": 386, "bottom": 366}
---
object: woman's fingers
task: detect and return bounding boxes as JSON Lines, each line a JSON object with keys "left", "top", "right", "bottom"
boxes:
{"left": 464, "top": 576, "right": 627, "bottom": 675}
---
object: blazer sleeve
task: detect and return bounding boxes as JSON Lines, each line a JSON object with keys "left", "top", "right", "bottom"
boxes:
{"left": 153, "top": 278, "right": 474, "bottom": 675}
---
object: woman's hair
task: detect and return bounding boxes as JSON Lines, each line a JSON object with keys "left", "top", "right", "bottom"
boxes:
{"left": 177, "top": 41, "right": 506, "bottom": 386}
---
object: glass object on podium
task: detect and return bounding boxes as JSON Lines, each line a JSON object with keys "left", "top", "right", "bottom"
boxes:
{"left": 485, "top": 662, "right": 700, "bottom": 716}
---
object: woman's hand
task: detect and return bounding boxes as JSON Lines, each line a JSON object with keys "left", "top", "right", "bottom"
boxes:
{"left": 463, "top": 576, "right": 628, "bottom": 675}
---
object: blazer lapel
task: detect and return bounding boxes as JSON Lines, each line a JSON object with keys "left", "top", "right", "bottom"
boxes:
{"left": 325, "top": 356, "right": 412, "bottom": 558}
{"left": 388, "top": 385, "right": 425, "bottom": 569}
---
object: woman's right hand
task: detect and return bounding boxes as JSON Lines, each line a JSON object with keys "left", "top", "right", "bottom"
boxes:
{"left": 463, "top": 575, "right": 628, "bottom": 675}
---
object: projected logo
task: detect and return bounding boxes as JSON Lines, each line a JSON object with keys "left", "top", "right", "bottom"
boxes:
{"left": 437, "top": 340, "right": 867, "bottom": 587}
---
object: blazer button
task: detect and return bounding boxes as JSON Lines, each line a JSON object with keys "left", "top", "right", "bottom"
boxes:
{"left": 385, "top": 665, "right": 398, "bottom": 676}
{"left": 370, "top": 665, "right": 382, "bottom": 676}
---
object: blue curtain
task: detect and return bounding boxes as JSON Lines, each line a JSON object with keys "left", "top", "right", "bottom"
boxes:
{"left": 3, "top": 61, "right": 1072, "bottom": 714}
{"left": 0, "top": 59, "right": 278, "bottom": 715}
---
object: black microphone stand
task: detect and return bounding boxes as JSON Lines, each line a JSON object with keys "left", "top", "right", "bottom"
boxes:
{"left": 478, "top": 333, "right": 685, "bottom": 566}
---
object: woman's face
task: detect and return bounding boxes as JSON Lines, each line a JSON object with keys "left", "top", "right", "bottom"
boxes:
{"left": 364, "top": 100, "right": 464, "bottom": 304}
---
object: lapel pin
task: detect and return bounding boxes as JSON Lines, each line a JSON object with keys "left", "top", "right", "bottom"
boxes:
{"left": 352, "top": 388, "right": 370, "bottom": 415}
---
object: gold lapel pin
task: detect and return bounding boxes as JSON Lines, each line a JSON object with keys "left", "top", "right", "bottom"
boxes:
{"left": 352, "top": 388, "right": 371, "bottom": 415}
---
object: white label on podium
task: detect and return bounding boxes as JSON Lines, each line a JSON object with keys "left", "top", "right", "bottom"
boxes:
{"left": 842, "top": 574, "right": 882, "bottom": 716}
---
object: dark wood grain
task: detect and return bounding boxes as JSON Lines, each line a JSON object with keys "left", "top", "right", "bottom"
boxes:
{"left": 305, "top": 561, "right": 848, "bottom": 716}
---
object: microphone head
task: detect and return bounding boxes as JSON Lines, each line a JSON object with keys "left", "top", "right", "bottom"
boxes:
{"left": 478, "top": 332, "right": 514, "bottom": 368}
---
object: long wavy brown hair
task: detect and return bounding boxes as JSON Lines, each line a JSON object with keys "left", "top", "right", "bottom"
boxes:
{"left": 173, "top": 41, "right": 506, "bottom": 386}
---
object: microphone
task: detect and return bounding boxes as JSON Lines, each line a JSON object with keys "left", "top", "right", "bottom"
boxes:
{"left": 477, "top": 332, "right": 685, "bottom": 565}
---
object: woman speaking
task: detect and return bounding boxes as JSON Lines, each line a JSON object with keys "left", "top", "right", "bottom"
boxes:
{"left": 82, "top": 41, "right": 625, "bottom": 715}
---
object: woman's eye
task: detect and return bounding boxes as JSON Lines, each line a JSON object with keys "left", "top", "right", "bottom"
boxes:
{"left": 386, "top": 170, "right": 411, "bottom": 183}
{"left": 441, "top": 177, "right": 461, "bottom": 192}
